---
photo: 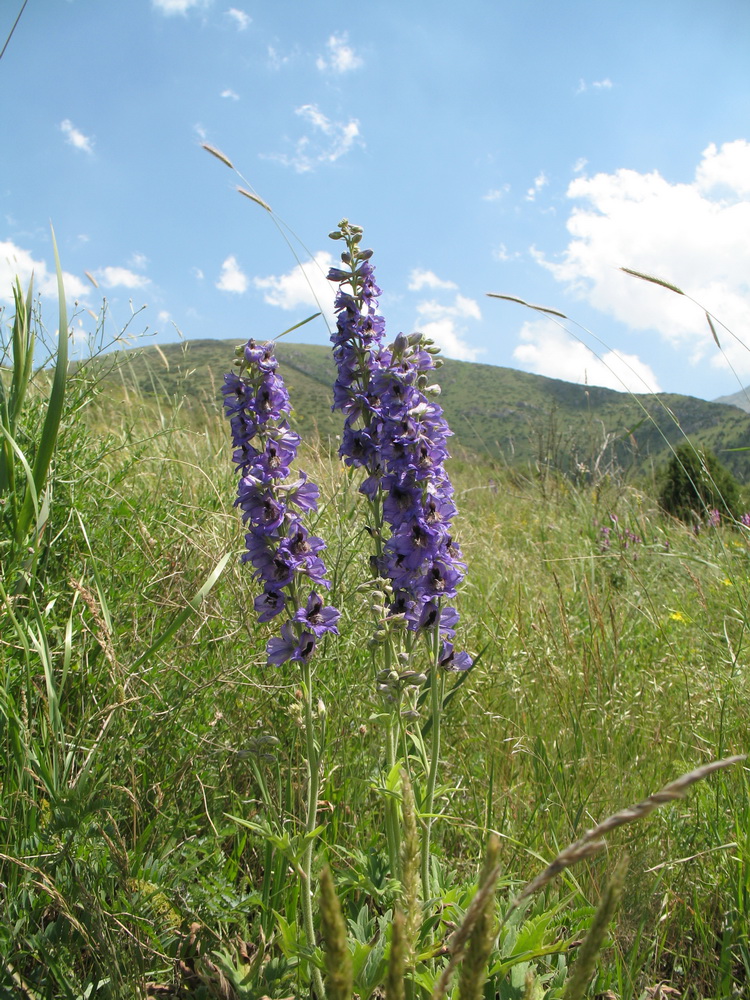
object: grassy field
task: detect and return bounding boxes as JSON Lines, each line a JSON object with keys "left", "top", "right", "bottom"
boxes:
{"left": 1, "top": 312, "right": 749, "bottom": 999}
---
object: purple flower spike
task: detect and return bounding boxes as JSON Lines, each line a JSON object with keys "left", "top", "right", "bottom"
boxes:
{"left": 327, "top": 221, "right": 471, "bottom": 671}
{"left": 224, "top": 338, "right": 339, "bottom": 667}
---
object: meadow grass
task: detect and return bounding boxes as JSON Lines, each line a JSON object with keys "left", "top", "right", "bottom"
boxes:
{"left": 1, "top": 305, "right": 749, "bottom": 1000}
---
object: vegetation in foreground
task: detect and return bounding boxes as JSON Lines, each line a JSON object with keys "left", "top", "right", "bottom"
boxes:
{"left": 1, "top": 248, "right": 749, "bottom": 1000}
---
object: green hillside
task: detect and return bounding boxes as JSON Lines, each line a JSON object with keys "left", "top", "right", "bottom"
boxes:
{"left": 98, "top": 338, "right": 750, "bottom": 482}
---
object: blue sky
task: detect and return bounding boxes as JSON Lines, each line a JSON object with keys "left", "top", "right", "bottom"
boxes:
{"left": 2, "top": 0, "right": 749, "bottom": 400}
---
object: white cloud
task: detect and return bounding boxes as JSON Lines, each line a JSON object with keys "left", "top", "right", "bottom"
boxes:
{"left": 269, "top": 105, "right": 361, "bottom": 173}
{"left": 413, "top": 294, "right": 483, "bottom": 361}
{"left": 129, "top": 252, "right": 149, "bottom": 270}
{"left": 408, "top": 269, "right": 457, "bottom": 292}
{"left": 576, "top": 78, "right": 613, "bottom": 94}
{"left": 493, "top": 243, "right": 521, "bottom": 262}
{"left": 254, "top": 251, "right": 336, "bottom": 322}
{"left": 267, "top": 45, "right": 291, "bottom": 69}
{"left": 696, "top": 140, "right": 750, "bottom": 197}
{"left": 573, "top": 157, "right": 588, "bottom": 174}
{"left": 316, "top": 33, "right": 363, "bottom": 73}
{"left": 526, "top": 171, "right": 548, "bottom": 201}
{"left": 536, "top": 139, "right": 750, "bottom": 374}
{"left": 483, "top": 185, "right": 510, "bottom": 202}
{"left": 152, "top": 0, "right": 206, "bottom": 13}
{"left": 192, "top": 266, "right": 205, "bottom": 281}
{"left": 417, "top": 295, "right": 481, "bottom": 322}
{"left": 60, "top": 119, "right": 93, "bottom": 154}
{"left": 0, "top": 239, "right": 87, "bottom": 303}
{"left": 216, "top": 255, "right": 248, "bottom": 293}
{"left": 96, "top": 266, "right": 150, "bottom": 289}
{"left": 158, "top": 310, "right": 171, "bottom": 323}
{"left": 221, "top": 88, "right": 240, "bottom": 100}
{"left": 417, "top": 318, "right": 482, "bottom": 363}
{"left": 226, "top": 7, "right": 250, "bottom": 30}
{"left": 513, "top": 319, "right": 661, "bottom": 393}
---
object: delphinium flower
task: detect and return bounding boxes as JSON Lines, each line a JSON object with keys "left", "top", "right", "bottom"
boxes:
{"left": 223, "top": 338, "right": 337, "bottom": 1000}
{"left": 327, "top": 221, "right": 471, "bottom": 674}
{"left": 222, "top": 338, "right": 340, "bottom": 665}
{"left": 327, "top": 221, "right": 472, "bottom": 893}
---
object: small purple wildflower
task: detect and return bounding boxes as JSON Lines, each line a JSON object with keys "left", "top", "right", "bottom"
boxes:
{"left": 742, "top": 512, "right": 750, "bottom": 527}
{"left": 223, "top": 339, "right": 338, "bottom": 667}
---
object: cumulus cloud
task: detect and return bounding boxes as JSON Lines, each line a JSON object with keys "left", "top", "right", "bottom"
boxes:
{"left": 254, "top": 251, "right": 336, "bottom": 322}
{"left": 513, "top": 319, "right": 661, "bottom": 393}
{"left": 416, "top": 318, "right": 482, "bottom": 363}
{"left": 226, "top": 7, "right": 250, "bottom": 30}
{"left": 0, "top": 239, "right": 87, "bottom": 303}
{"left": 60, "top": 119, "right": 93, "bottom": 154}
{"left": 536, "top": 139, "right": 750, "bottom": 373}
{"left": 216, "top": 255, "right": 248, "bottom": 293}
{"left": 316, "top": 33, "right": 363, "bottom": 73}
{"left": 408, "top": 269, "right": 457, "bottom": 292}
{"left": 95, "top": 266, "right": 150, "bottom": 289}
{"left": 221, "top": 88, "right": 240, "bottom": 100}
{"left": 413, "top": 294, "right": 483, "bottom": 362}
{"left": 269, "top": 105, "right": 361, "bottom": 172}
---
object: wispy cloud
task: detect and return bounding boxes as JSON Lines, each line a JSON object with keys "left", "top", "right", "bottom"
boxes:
{"left": 493, "top": 243, "right": 521, "bottom": 262}
{"left": 267, "top": 45, "right": 292, "bottom": 70}
{"left": 221, "top": 88, "right": 240, "bottom": 100}
{"left": 152, "top": 0, "right": 206, "bottom": 14}
{"left": 268, "top": 105, "right": 362, "bottom": 173}
{"left": 576, "top": 77, "right": 614, "bottom": 95}
{"left": 60, "top": 119, "right": 93, "bottom": 154}
{"left": 216, "top": 255, "right": 248, "bottom": 293}
{"left": 316, "top": 33, "right": 363, "bottom": 73}
{"left": 483, "top": 185, "right": 510, "bottom": 202}
{"left": 254, "top": 251, "right": 336, "bottom": 322}
{"left": 408, "top": 269, "right": 457, "bottom": 292}
{"left": 526, "top": 171, "right": 548, "bottom": 202}
{"left": 513, "top": 318, "right": 660, "bottom": 393}
{"left": 536, "top": 139, "right": 750, "bottom": 375}
{"left": 226, "top": 7, "right": 250, "bottom": 30}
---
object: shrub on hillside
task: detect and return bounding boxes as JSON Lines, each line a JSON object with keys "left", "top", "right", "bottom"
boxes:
{"left": 658, "top": 443, "right": 741, "bottom": 522}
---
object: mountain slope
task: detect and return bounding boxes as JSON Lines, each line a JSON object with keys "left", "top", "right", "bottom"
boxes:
{"left": 101, "top": 338, "right": 750, "bottom": 482}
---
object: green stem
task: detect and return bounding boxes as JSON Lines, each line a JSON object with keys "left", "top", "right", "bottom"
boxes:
{"left": 301, "top": 658, "right": 326, "bottom": 1000}
{"left": 384, "top": 684, "right": 402, "bottom": 880}
{"left": 421, "top": 635, "right": 443, "bottom": 902}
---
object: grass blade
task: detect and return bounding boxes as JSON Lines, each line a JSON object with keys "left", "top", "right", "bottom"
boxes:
{"left": 130, "top": 550, "right": 233, "bottom": 670}
{"left": 15, "top": 228, "right": 68, "bottom": 543}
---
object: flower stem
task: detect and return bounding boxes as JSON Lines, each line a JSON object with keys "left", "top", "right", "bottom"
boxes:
{"left": 301, "top": 659, "right": 326, "bottom": 1000}
{"left": 421, "top": 633, "right": 443, "bottom": 902}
